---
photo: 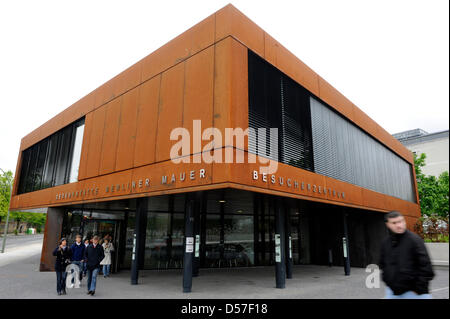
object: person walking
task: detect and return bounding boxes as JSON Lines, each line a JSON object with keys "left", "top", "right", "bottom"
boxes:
{"left": 100, "top": 238, "right": 115, "bottom": 278}
{"left": 52, "top": 238, "right": 72, "bottom": 296}
{"left": 84, "top": 235, "right": 104, "bottom": 296}
{"left": 70, "top": 234, "right": 85, "bottom": 284}
{"left": 379, "top": 211, "right": 435, "bottom": 299}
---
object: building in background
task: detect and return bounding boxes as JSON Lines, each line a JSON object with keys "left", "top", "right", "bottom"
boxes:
{"left": 394, "top": 129, "right": 449, "bottom": 177}
{"left": 0, "top": 220, "right": 30, "bottom": 234}
{"left": 8, "top": 4, "right": 420, "bottom": 292}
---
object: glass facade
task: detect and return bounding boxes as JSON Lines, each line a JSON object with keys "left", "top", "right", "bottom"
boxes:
{"left": 248, "top": 49, "right": 416, "bottom": 203}
{"left": 123, "top": 212, "right": 135, "bottom": 269}
{"left": 59, "top": 189, "right": 311, "bottom": 271}
{"left": 68, "top": 124, "right": 85, "bottom": 183}
{"left": 18, "top": 118, "right": 85, "bottom": 194}
{"left": 143, "top": 195, "right": 185, "bottom": 269}
{"left": 61, "top": 210, "right": 125, "bottom": 246}
{"left": 204, "top": 190, "right": 255, "bottom": 268}
{"left": 61, "top": 209, "right": 126, "bottom": 272}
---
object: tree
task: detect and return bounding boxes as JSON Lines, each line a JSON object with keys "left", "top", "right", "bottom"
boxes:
{"left": 0, "top": 169, "right": 13, "bottom": 224}
{"left": 11, "top": 211, "right": 47, "bottom": 233}
{"left": 414, "top": 153, "right": 449, "bottom": 218}
{"left": 0, "top": 170, "right": 47, "bottom": 233}
{"left": 10, "top": 211, "right": 24, "bottom": 233}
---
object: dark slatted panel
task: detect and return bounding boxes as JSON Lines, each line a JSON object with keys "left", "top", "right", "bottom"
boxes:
{"left": 248, "top": 51, "right": 281, "bottom": 162}
{"left": 248, "top": 50, "right": 314, "bottom": 171}
{"left": 310, "top": 97, "right": 416, "bottom": 202}
{"left": 280, "top": 76, "right": 314, "bottom": 170}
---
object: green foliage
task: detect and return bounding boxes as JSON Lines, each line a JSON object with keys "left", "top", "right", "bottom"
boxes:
{"left": 10, "top": 211, "right": 47, "bottom": 231}
{"left": 1, "top": 169, "right": 46, "bottom": 232}
{"left": 0, "top": 169, "right": 13, "bottom": 220}
{"left": 415, "top": 215, "right": 449, "bottom": 242}
{"left": 414, "top": 152, "right": 427, "bottom": 179}
{"left": 414, "top": 153, "right": 449, "bottom": 218}
{"left": 424, "top": 235, "right": 449, "bottom": 243}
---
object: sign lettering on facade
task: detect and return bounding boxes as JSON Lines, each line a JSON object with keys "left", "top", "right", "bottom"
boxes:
{"left": 54, "top": 169, "right": 207, "bottom": 201}
{"left": 52, "top": 168, "right": 347, "bottom": 203}
{"left": 252, "top": 171, "right": 346, "bottom": 200}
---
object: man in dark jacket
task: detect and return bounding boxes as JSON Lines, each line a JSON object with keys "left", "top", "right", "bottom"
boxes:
{"left": 70, "top": 234, "right": 85, "bottom": 283}
{"left": 379, "top": 211, "right": 434, "bottom": 299}
{"left": 84, "top": 235, "right": 104, "bottom": 296}
{"left": 52, "top": 238, "right": 72, "bottom": 295}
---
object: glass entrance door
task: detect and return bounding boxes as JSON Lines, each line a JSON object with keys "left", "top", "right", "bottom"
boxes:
{"left": 84, "top": 220, "right": 117, "bottom": 240}
{"left": 62, "top": 209, "right": 125, "bottom": 273}
{"left": 82, "top": 219, "right": 121, "bottom": 273}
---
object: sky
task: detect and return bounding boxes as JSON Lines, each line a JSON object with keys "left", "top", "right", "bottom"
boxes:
{"left": 0, "top": 0, "right": 448, "bottom": 174}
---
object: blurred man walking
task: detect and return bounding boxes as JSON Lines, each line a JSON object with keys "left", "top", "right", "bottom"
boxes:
{"left": 84, "top": 235, "right": 104, "bottom": 296}
{"left": 379, "top": 211, "right": 434, "bottom": 299}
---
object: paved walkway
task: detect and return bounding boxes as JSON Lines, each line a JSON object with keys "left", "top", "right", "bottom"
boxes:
{"left": 0, "top": 234, "right": 44, "bottom": 268}
{"left": 0, "top": 236, "right": 448, "bottom": 299}
{"left": 0, "top": 233, "right": 43, "bottom": 249}
{"left": 426, "top": 243, "right": 449, "bottom": 267}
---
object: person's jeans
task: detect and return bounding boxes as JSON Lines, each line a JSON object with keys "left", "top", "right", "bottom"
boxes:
{"left": 56, "top": 271, "right": 67, "bottom": 293}
{"left": 70, "top": 261, "right": 83, "bottom": 282}
{"left": 81, "top": 261, "right": 87, "bottom": 275}
{"left": 385, "top": 287, "right": 432, "bottom": 299}
{"left": 86, "top": 267, "right": 99, "bottom": 292}
{"left": 103, "top": 264, "right": 111, "bottom": 277}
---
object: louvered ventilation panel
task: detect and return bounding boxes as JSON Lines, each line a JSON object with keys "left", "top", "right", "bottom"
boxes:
{"left": 310, "top": 97, "right": 416, "bottom": 202}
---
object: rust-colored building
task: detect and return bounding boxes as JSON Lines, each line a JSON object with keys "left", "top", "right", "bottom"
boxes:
{"left": 10, "top": 4, "right": 420, "bottom": 291}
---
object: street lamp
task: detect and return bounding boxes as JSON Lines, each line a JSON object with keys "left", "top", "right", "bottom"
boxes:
{"left": 0, "top": 168, "right": 13, "bottom": 254}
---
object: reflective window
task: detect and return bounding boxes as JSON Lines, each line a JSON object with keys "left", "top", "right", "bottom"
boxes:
{"left": 205, "top": 189, "right": 255, "bottom": 268}
{"left": 223, "top": 214, "right": 254, "bottom": 266}
{"left": 170, "top": 212, "right": 185, "bottom": 267}
{"left": 42, "top": 134, "right": 59, "bottom": 188}
{"left": 123, "top": 212, "right": 135, "bottom": 269}
{"left": 25, "top": 145, "right": 39, "bottom": 193}
{"left": 54, "top": 126, "right": 73, "bottom": 186}
{"left": 17, "top": 148, "right": 31, "bottom": 194}
{"left": 34, "top": 139, "right": 48, "bottom": 190}
{"left": 205, "top": 214, "right": 221, "bottom": 267}
{"left": 145, "top": 212, "right": 170, "bottom": 269}
{"left": 69, "top": 123, "right": 85, "bottom": 183}
{"left": 17, "top": 117, "right": 85, "bottom": 194}
{"left": 142, "top": 195, "right": 186, "bottom": 270}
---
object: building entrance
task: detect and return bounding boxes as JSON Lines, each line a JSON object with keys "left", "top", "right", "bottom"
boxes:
{"left": 61, "top": 210, "right": 125, "bottom": 273}
{"left": 59, "top": 189, "right": 386, "bottom": 275}
{"left": 119, "top": 190, "right": 309, "bottom": 270}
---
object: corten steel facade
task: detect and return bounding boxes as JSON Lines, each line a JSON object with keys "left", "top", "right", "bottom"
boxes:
{"left": 9, "top": 4, "right": 420, "bottom": 289}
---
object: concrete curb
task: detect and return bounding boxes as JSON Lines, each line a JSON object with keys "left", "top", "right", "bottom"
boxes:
{"left": 426, "top": 243, "right": 448, "bottom": 270}
{"left": 432, "top": 261, "right": 449, "bottom": 269}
